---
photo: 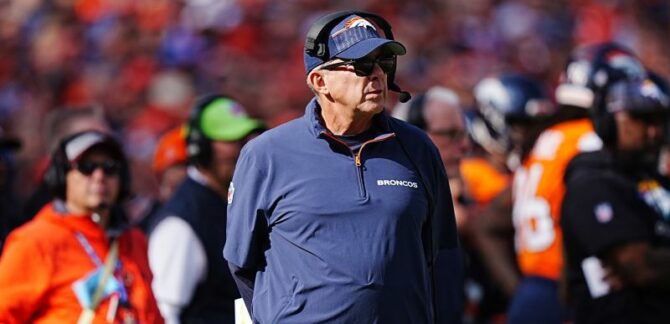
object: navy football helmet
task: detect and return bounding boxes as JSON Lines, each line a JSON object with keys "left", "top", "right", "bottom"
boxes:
{"left": 471, "top": 74, "right": 553, "bottom": 154}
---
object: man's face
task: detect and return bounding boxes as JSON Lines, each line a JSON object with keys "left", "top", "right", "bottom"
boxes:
{"left": 65, "top": 149, "right": 121, "bottom": 213}
{"left": 615, "top": 110, "right": 666, "bottom": 154}
{"left": 158, "top": 164, "right": 187, "bottom": 202}
{"left": 425, "top": 101, "right": 470, "bottom": 178}
{"left": 210, "top": 140, "right": 244, "bottom": 186}
{"left": 320, "top": 50, "right": 391, "bottom": 115}
{"left": 508, "top": 119, "right": 545, "bottom": 160}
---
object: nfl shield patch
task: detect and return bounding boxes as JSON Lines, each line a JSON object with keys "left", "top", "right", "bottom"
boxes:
{"left": 228, "top": 182, "right": 235, "bottom": 205}
{"left": 594, "top": 202, "right": 613, "bottom": 223}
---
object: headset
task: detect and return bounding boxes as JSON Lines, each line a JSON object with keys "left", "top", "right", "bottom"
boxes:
{"left": 186, "top": 94, "right": 225, "bottom": 167}
{"left": 597, "top": 73, "right": 670, "bottom": 146}
{"left": 304, "top": 10, "right": 412, "bottom": 103}
{"left": 44, "top": 131, "right": 131, "bottom": 203}
{"left": 406, "top": 93, "right": 427, "bottom": 130}
{"left": 585, "top": 43, "right": 647, "bottom": 145}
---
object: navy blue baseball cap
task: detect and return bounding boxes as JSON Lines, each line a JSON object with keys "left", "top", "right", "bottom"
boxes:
{"left": 304, "top": 14, "right": 406, "bottom": 73}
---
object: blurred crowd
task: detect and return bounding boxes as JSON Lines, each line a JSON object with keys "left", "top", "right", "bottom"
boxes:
{"left": 0, "top": 0, "right": 668, "bottom": 201}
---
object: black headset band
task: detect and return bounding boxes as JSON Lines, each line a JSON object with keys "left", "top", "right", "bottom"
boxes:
{"left": 588, "top": 44, "right": 639, "bottom": 145}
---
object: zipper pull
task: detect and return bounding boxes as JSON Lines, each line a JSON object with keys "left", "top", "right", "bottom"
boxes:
{"left": 355, "top": 154, "right": 362, "bottom": 167}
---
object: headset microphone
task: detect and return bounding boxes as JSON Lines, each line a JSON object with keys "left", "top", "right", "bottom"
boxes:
{"left": 390, "top": 83, "right": 411, "bottom": 103}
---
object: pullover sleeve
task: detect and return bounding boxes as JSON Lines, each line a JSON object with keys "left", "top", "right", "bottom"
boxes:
{"left": 427, "top": 144, "right": 464, "bottom": 324}
{"left": 223, "top": 145, "right": 270, "bottom": 317}
{"left": 392, "top": 120, "right": 464, "bottom": 324}
{"left": 0, "top": 231, "right": 53, "bottom": 323}
{"left": 228, "top": 263, "right": 256, "bottom": 315}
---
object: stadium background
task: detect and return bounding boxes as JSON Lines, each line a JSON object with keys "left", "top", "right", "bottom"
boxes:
{"left": 1, "top": 0, "right": 668, "bottom": 200}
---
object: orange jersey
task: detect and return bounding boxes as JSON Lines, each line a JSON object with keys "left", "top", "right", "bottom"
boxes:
{"left": 460, "top": 157, "right": 511, "bottom": 205}
{"left": 0, "top": 203, "right": 163, "bottom": 324}
{"left": 512, "top": 118, "right": 602, "bottom": 279}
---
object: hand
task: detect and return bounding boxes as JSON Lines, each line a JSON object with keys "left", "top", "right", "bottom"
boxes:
{"left": 602, "top": 265, "right": 624, "bottom": 291}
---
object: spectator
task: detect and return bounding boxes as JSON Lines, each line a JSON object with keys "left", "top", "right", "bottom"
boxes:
{"left": 474, "top": 43, "right": 654, "bottom": 324}
{"left": 124, "top": 125, "right": 189, "bottom": 233}
{"left": 148, "top": 95, "right": 264, "bottom": 323}
{"left": 21, "top": 105, "right": 111, "bottom": 223}
{"left": 471, "top": 73, "right": 568, "bottom": 323}
{"left": 561, "top": 69, "right": 670, "bottom": 322}
{"left": 398, "top": 86, "right": 512, "bottom": 322}
{"left": 152, "top": 125, "right": 188, "bottom": 204}
{"left": 460, "top": 110, "right": 514, "bottom": 323}
{"left": 393, "top": 86, "right": 471, "bottom": 227}
{"left": 0, "top": 130, "right": 162, "bottom": 323}
{"left": 224, "top": 11, "right": 463, "bottom": 323}
{"left": 461, "top": 109, "right": 512, "bottom": 207}
{"left": 421, "top": 87, "right": 472, "bottom": 228}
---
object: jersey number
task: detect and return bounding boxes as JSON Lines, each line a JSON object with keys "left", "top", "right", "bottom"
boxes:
{"left": 512, "top": 163, "right": 555, "bottom": 252}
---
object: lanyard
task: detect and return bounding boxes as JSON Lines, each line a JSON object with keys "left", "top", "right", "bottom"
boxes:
{"left": 74, "top": 232, "right": 104, "bottom": 267}
{"left": 77, "top": 238, "right": 121, "bottom": 324}
{"left": 73, "top": 232, "right": 127, "bottom": 301}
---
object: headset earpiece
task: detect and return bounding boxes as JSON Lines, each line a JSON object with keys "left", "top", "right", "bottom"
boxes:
{"left": 305, "top": 10, "right": 358, "bottom": 60}
{"left": 407, "top": 93, "right": 427, "bottom": 130}
{"left": 187, "top": 94, "right": 226, "bottom": 167}
{"left": 587, "top": 43, "right": 641, "bottom": 146}
{"left": 44, "top": 141, "right": 70, "bottom": 199}
{"left": 591, "top": 90, "right": 617, "bottom": 146}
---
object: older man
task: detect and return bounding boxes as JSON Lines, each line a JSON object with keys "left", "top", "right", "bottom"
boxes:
{"left": 561, "top": 73, "right": 670, "bottom": 323}
{"left": 224, "top": 10, "right": 463, "bottom": 323}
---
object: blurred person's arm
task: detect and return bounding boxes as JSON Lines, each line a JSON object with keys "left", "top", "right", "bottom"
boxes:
{"left": 148, "top": 216, "right": 207, "bottom": 324}
{"left": 471, "top": 186, "right": 520, "bottom": 297}
{"left": 0, "top": 232, "right": 52, "bottom": 323}
{"left": 562, "top": 172, "right": 670, "bottom": 295}
{"left": 449, "top": 177, "right": 470, "bottom": 231}
{"left": 602, "top": 241, "right": 670, "bottom": 290}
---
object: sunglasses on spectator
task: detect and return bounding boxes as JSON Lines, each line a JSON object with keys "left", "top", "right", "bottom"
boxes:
{"left": 320, "top": 56, "right": 396, "bottom": 77}
{"left": 72, "top": 160, "right": 121, "bottom": 176}
{"left": 429, "top": 129, "right": 468, "bottom": 141}
{"left": 629, "top": 111, "right": 669, "bottom": 125}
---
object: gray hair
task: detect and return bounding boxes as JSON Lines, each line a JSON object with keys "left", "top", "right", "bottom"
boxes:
{"left": 424, "top": 86, "right": 460, "bottom": 107}
{"left": 43, "top": 105, "right": 111, "bottom": 152}
{"left": 305, "top": 61, "right": 334, "bottom": 95}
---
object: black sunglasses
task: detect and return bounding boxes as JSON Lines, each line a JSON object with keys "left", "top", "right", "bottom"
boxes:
{"left": 629, "top": 111, "right": 669, "bottom": 125}
{"left": 320, "top": 56, "right": 396, "bottom": 77}
{"left": 73, "top": 160, "right": 121, "bottom": 176}
{"left": 429, "top": 129, "right": 468, "bottom": 141}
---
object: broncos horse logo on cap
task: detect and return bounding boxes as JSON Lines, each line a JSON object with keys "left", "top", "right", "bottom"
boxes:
{"left": 331, "top": 16, "right": 376, "bottom": 37}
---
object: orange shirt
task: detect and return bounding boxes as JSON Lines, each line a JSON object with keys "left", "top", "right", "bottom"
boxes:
{"left": 512, "top": 118, "right": 601, "bottom": 280}
{"left": 460, "top": 157, "right": 511, "bottom": 205}
{"left": 0, "top": 203, "right": 163, "bottom": 324}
